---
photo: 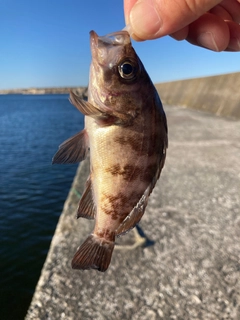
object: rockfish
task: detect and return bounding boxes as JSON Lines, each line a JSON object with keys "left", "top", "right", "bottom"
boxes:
{"left": 53, "top": 30, "right": 168, "bottom": 272}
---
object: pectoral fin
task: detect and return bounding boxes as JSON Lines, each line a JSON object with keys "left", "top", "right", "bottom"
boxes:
{"left": 116, "top": 185, "right": 151, "bottom": 237}
{"left": 69, "top": 91, "right": 119, "bottom": 126}
{"left": 69, "top": 91, "right": 103, "bottom": 117}
{"left": 77, "top": 176, "right": 96, "bottom": 219}
{"left": 52, "top": 129, "right": 89, "bottom": 164}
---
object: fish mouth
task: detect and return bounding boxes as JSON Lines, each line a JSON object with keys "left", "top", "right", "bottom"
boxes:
{"left": 90, "top": 30, "right": 131, "bottom": 65}
{"left": 90, "top": 30, "right": 130, "bottom": 48}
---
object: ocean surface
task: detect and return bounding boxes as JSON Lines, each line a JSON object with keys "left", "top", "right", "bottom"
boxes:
{"left": 0, "top": 94, "right": 84, "bottom": 320}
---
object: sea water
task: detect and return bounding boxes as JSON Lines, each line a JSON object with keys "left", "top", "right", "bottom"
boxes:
{"left": 0, "top": 94, "right": 84, "bottom": 319}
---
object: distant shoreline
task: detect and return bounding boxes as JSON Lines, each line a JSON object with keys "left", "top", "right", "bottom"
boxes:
{"left": 2, "top": 71, "right": 240, "bottom": 119}
{"left": 0, "top": 87, "right": 87, "bottom": 96}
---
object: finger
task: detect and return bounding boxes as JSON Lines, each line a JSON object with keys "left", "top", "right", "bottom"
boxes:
{"left": 123, "top": 0, "right": 146, "bottom": 41}
{"left": 124, "top": 0, "right": 137, "bottom": 25}
{"left": 209, "top": 5, "right": 233, "bottom": 20}
{"left": 226, "top": 20, "right": 240, "bottom": 51}
{"left": 125, "top": 0, "right": 222, "bottom": 41}
{"left": 170, "top": 26, "right": 189, "bottom": 41}
{"left": 220, "top": 0, "right": 240, "bottom": 23}
{"left": 187, "top": 12, "right": 230, "bottom": 51}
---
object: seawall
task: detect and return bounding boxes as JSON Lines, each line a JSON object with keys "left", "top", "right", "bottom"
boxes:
{"left": 155, "top": 71, "right": 240, "bottom": 119}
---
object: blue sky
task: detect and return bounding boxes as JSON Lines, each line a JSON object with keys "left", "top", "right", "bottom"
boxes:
{"left": 1, "top": 0, "right": 240, "bottom": 90}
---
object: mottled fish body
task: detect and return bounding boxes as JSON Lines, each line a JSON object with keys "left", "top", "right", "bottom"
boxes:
{"left": 53, "top": 30, "right": 168, "bottom": 272}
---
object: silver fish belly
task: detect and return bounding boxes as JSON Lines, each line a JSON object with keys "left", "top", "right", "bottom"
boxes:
{"left": 52, "top": 30, "right": 168, "bottom": 272}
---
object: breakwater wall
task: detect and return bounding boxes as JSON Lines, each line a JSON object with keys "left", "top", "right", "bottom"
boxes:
{"left": 155, "top": 71, "right": 240, "bottom": 119}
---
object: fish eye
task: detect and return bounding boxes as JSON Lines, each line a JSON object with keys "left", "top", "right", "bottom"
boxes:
{"left": 118, "top": 61, "right": 137, "bottom": 80}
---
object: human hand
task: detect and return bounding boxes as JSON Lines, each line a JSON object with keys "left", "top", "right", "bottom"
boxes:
{"left": 124, "top": 0, "right": 240, "bottom": 51}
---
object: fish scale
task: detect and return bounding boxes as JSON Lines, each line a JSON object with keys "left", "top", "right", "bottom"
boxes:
{"left": 52, "top": 30, "right": 168, "bottom": 272}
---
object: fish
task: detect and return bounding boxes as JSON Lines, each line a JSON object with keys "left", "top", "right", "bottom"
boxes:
{"left": 52, "top": 30, "right": 168, "bottom": 272}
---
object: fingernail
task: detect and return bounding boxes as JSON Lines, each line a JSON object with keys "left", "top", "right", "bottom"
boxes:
{"left": 122, "top": 24, "right": 131, "bottom": 33}
{"left": 197, "top": 32, "right": 219, "bottom": 51}
{"left": 129, "top": 0, "right": 162, "bottom": 40}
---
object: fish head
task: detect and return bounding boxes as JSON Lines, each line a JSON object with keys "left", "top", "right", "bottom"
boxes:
{"left": 88, "top": 30, "right": 152, "bottom": 118}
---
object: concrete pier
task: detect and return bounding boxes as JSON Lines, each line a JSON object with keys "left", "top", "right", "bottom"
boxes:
{"left": 26, "top": 105, "right": 240, "bottom": 319}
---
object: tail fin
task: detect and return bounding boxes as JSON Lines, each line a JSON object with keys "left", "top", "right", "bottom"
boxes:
{"left": 71, "top": 234, "right": 114, "bottom": 272}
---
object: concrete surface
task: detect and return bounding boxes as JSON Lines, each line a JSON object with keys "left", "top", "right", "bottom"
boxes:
{"left": 155, "top": 72, "right": 240, "bottom": 119}
{"left": 26, "top": 105, "right": 240, "bottom": 320}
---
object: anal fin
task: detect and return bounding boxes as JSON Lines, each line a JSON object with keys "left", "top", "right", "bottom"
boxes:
{"left": 71, "top": 234, "right": 114, "bottom": 272}
{"left": 77, "top": 176, "right": 96, "bottom": 219}
{"left": 52, "top": 129, "right": 89, "bottom": 164}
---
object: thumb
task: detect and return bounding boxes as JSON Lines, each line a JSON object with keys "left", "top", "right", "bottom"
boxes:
{"left": 125, "top": 0, "right": 222, "bottom": 40}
